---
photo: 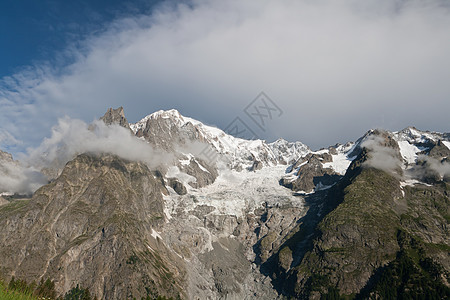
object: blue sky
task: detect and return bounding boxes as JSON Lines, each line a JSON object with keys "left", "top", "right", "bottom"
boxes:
{"left": 0, "top": 0, "right": 161, "bottom": 77}
{"left": 1, "top": 0, "right": 450, "bottom": 156}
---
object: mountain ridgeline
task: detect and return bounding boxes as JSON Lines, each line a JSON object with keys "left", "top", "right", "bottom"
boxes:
{"left": 0, "top": 108, "right": 449, "bottom": 299}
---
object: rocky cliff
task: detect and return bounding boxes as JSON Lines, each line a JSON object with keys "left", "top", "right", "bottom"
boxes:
{"left": 0, "top": 153, "right": 185, "bottom": 299}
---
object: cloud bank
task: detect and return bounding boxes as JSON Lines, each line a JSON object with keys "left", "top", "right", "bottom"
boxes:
{"left": 0, "top": 118, "right": 174, "bottom": 194}
{"left": 1, "top": 0, "right": 450, "bottom": 153}
{"left": 0, "top": 161, "right": 47, "bottom": 195}
{"left": 408, "top": 155, "right": 450, "bottom": 182}
{"left": 23, "top": 118, "right": 174, "bottom": 172}
{"left": 361, "top": 135, "right": 402, "bottom": 173}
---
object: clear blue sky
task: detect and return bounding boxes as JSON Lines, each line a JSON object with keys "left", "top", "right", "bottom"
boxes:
{"left": 0, "top": 0, "right": 161, "bottom": 77}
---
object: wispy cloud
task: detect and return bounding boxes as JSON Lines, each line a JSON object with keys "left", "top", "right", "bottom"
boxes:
{"left": 22, "top": 117, "right": 174, "bottom": 172}
{"left": 0, "top": 117, "right": 176, "bottom": 194}
{"left": 0, "top": 161, "right": 47, "bottom": 195}
{"left": 1, "top": 0, "right": 450, "bottom": 153}
{"left": 361, "top": 134, "right": 402, "bottom": 173}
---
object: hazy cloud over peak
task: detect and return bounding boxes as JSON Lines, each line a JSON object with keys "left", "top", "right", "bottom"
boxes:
{"left": 1, "top": 0, "right": 449, "bottom": 155}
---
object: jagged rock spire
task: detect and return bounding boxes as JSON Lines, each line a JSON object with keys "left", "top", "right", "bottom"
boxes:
{"left": 100, "top": 106, "right": 130, "bottom": 129}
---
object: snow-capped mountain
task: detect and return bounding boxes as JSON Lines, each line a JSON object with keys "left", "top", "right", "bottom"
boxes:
{"left": 0, "top": 108, "right": 449, "bottom": 300}
{"left": 128, "top": 108, "right": 310, "bottom": 178}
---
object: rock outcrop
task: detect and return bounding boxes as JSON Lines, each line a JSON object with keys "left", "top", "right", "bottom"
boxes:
{"left": 100, "top": 106, "right": 130, "bottom": 129}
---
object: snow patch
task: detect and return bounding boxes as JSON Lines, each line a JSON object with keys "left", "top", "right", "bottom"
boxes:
{"left": 443, "top": 141, "right": 450, "bottom": 151}
{"left": 397, "top": 141, "right": 422, "bottom": 165}
{"left": 322, "top": 143, "right": 356, "bottom": 175}
{"left": 166, "top": 166, "right": 196, "bottom": 184}
{"left": 151, "top": 229, "right": 162, "bottom": 240}
{"left": 322, "top": 153, "right": 352, "bottom": 175}
{"left": 195, "top": 159, "right": 210, "bottom": 173}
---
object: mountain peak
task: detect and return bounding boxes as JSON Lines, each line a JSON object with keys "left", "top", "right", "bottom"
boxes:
{"left": 130, "top": 109, "right": 187, "bottom": 134}
{"left": 100, "top": 106, "right": 130, "bottom": 129}
{"left": 150, "top": 109, "right": 183, "bottom": 119}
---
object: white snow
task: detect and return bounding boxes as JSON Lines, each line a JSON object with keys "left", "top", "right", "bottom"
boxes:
{"left": 163, "top": 165, "right": 304, "bottom": 219}
{"left": 399, "top": 179, "right": 432, "bottom": 188}
{"left": 130, "top": 109, "right": 311, "bottom": 171}
{"left": 151, "top": 229, "right": 162, "bottom": 240}
{"left": 397, "top": 141, "right": 422, "bottom": 165}
{"left": 166, "top": 166, "right": 196, "bottom": 185}
{"left": 443, "top": 141, "right": 450, "bottom": 151}
{"left": 400, "top": 179, "right": 420, "bottom": 188}
{"left": 394, "top": 127, "right": 440, "bottom": 144}
{"left": 312, "top": 149, "right": 329, "bottom": 155}
{"left": 322, "top": 152, "right": 352, "bottom": 175}
{"left": 315, "top": 182, "right": 335, "bottom": 191}
{"left": 179, "top": 158, "right": 191, "bottom": 166}
{"left": 321, "top": 143, "right": 356, "bottom": 175}
{"left": 195, "top": 159, "right": 210, "bottom": 173}
{"left": 268, "top": 138, "right": 310, "bottom": 164}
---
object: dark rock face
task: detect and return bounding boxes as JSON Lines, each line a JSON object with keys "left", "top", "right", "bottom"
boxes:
{"left": 131, "top": 110, "right": 219, "bottom": 188}
{"left": 168, "top": 178, "right": 187, "bottom": 195}
{"left": 1, "top": 109, "right": 449, "bottom": 300}
{"left": 136, "top": 112, "right": 205, "bottom": 152}
{"left": 282, "top": 152, "right": 341, "bottom": 193}
{"left": 427, "top": 140, "right": 450, "bottom": 158}
{"left": 100, "top": 106, "right": 130, "bottom": 129}
{"left": 0, "top": 154, "right": 185, "bottom": 299}
{"left": 180, "top": 158, "right": 218, "bottom": 189}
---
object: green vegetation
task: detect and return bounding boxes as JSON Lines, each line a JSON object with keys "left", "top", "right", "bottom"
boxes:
{"left": 63, "top": 285, "right": 95, "bottom": 300}
{"left": 361, "top": 250, "right": 450, "bottom": 299}
{"left": 283, "top": 159, "right": 450, "bottom": 300}
{"left": 126, "top": 254, "right": 140, "bottom": 265}
{"left": 0, "top": 280, "right": 37, "bottom": 300}
{"left": 0, "top": 199, "right": 31, "bottom": 214}
{"left": 0, "top": 277, "right": 98, "bottom": 300}
{"left": 0, "top": 277, "right": 55, "bottom": 300}
{"left": 358, "top": 231, "right": 450, "bottom": 299}
{"left": 320, "top": 287, "right": 341, "bottom": 300}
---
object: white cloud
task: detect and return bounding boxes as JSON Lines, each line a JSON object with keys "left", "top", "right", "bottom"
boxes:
{"left": 0, "top": 160, "right": 47, "bottom": 195}
{"left": 0, "top": 117, "right": 175, "bottom": 194}
{"left": 361, "top": 134, "right": 402, "bottom": 173}
{"left": 22, "top": 117, "right": 174, "bottom": 172}
{"left": 1, "top": 0, "right": 450, "bottom": 153}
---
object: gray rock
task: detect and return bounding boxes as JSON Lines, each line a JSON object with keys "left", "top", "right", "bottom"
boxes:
{"left": 0, "top": 154, "right": 185, "bottom": 299}
{"left": 100, "top": 106, "right": 131, "bottom": 129}
{"left": 168, "top": 178, "right": 187, "bottom": 195}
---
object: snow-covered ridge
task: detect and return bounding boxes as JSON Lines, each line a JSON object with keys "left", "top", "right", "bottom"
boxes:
{"left": 393, "top": 127, "right": 450, "bottom": 166}
{"left": 396, "top": 141, "right": 425, "bottom": 165}
{"left": 130, "top": 109, "right": 186, "bottom": 133}
{"left": 322, "top": 143, "right": 357, "bottom": 175}
{"left": 443, "top": 141, "right": 450, "bottom": 151}
{"left": 130, "top": 109, "right": 311, "bottom": 169}
{"left": 393, "top": 127, "right": 443, "bottom": 144}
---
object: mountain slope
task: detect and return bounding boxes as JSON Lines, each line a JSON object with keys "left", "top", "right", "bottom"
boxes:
{"left": 264, "top": 129, "right": 450, "bottom": 299}
{"left": 0, "top": 153, "right": 185, "bottom": 299}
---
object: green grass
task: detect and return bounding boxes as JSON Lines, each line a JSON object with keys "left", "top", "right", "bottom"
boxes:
{"left": 0, "top": 281, "right": 38, "bottom": 300}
